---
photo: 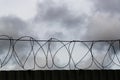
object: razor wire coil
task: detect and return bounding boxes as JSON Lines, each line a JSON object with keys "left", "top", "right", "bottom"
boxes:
{"left": 0, "top": 35, "right": 120, "bottom": 70}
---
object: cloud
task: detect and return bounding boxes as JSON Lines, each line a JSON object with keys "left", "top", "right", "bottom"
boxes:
{"left": 84, "top": 12, "right": 120, "bottom": 40}
{"left": 34, "top": 1, "right": 85, "bottom": 29}
{"left": 33, "top": 0, "right": 88, "bottom": 40}
{"left": 0, "top": 16, "right": 28, "bottom": 37}
{"left": 93, "top": 0, "right": 120, "bottom": 14}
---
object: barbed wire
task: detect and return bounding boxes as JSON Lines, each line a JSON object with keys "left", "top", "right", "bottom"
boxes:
{"left": 0, "top": 35, "right": 120, "bottom": 70}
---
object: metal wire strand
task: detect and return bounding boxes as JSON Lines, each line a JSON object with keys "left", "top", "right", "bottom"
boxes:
{"left": 0, "top": 35, "right": 120, "bottom": 70}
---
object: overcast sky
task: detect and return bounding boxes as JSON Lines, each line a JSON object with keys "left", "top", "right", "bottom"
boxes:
{"left": 0, "top": 0, "right": 93, "bottom": 40}
{"left": 0, "top": 0, "right": 120, "bottom": 40}
{"left": 0, "top": 0, "right": 120, "bottom": 70}
{"left": 0, "top": 0, "right": 119, "bottom": 39}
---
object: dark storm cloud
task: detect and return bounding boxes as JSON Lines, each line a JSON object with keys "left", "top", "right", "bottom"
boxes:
{"left": 0, "top": 16, "right": 28, "bottom": 37}
{"left": 93, "top": 0, "right": 120, "bottom": 13}
{"left": 82, "top": 0, "right": 120, "bottom": 40}
{"left": 33, "top": 0, "right": 88, "bottom": 40}
{"left": 84, "top": 13, "right": 120, "bottom": 40}
{"left": 84, "top": 0, "right": 120, "bottom": 49}
{"left": 34, "top": 1, "right": 85, "bottom": 29}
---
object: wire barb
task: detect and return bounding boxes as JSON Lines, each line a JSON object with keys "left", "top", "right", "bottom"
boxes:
{"left": 0, "top": 35, "right": 120, "bottom": 70}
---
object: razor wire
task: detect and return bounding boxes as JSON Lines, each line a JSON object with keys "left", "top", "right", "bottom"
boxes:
{"left": 0, "top": 35, "right": 120, "bottom": 70}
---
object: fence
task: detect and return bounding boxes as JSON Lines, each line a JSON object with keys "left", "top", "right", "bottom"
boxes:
{"left": 0, "top": 35, "right": 120, "bottom": 70}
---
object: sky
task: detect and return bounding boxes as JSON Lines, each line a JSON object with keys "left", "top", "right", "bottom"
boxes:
{"left": 0, "top": 0, "right": 120, "bottom": 70}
